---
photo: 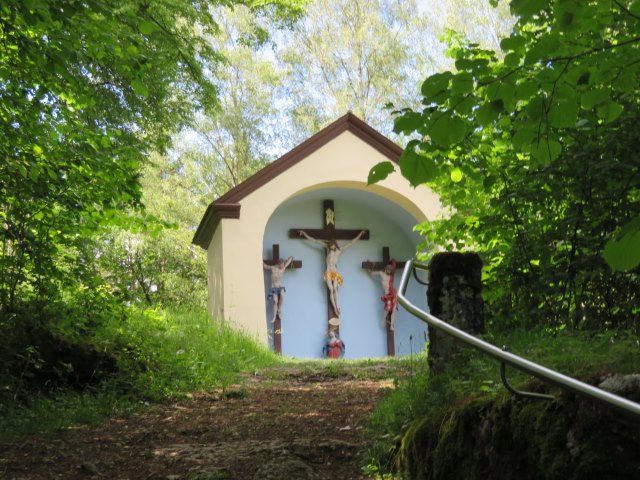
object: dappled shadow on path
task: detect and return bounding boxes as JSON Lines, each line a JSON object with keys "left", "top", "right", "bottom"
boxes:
{"left": 0, "top": 361, "right": 402, "bottom": 479}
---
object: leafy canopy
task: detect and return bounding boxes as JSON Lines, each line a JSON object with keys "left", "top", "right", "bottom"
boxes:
{"left": 369, "top": 0, "right": 640, "bottom": 272}
{"left": 369, "top": 0, "right": 640, "bottom": 329}
{"left": 0, "top": 0, "right": 302, "bottom": 310}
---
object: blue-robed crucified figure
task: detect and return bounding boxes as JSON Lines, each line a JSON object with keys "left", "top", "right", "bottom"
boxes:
{"left": 263, "top": 256, "right": 293, "bottom": 323}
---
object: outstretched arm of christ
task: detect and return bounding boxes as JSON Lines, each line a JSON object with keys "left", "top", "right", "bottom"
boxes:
{"left": 340, "top": 230, "right": 366, "bottom": 252}
{"left": 283, "top": 256, "right": 293, "bottom": 268}
{"left": 298, "top": 230, "right": 327, "bottom": 247}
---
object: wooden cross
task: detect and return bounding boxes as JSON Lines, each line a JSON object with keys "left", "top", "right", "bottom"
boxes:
{"left": 263, "top": 244, "right": 302, "bottom": 354}
{"left": 362, "top": 246, "right": 406, "bottom": 356}
{"left": 289, "top": 199, "right": 369, "bottom": 336}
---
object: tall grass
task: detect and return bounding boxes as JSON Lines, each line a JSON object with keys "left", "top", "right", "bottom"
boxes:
{"left": 0, "top": 306, "right": 278, "bottom": 438}
{"left": 115, "top": 306, "right": 278, "bottom": 398}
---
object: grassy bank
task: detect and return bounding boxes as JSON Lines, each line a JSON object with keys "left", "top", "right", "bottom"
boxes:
{"left": 364, "top": 328, "right": 640, "bottom": 477}
{"left": 0, "top": 306, "right": 278, "bottom": 438}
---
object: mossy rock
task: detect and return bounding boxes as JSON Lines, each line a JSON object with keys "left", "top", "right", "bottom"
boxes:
{"left": 397, "top": 380, "right": 640, "bottom": 480}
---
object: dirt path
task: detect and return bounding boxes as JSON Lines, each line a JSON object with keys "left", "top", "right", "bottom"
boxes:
{"left": 1, "top": 362, "right": 401, "bottom": 479}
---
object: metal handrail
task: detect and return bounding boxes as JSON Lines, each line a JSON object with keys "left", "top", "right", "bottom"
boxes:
{"left": 397, "top": 259, "right": 640, "bottom": 420}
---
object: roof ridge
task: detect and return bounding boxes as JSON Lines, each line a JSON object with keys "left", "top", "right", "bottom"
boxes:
{"left": 192, "top": 112, "right": 402, "bottom": 248}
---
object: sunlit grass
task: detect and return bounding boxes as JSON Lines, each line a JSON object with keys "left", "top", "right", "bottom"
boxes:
{"left": 121, "top": 306, "right": 279, "bottom": 397}
{"left": 0, "top": 306, "right": 279, "bottom": 438}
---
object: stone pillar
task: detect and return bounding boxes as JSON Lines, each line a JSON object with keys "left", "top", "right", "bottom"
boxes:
{"left": 427, "top": 252, "right": 483, "bottom": 372}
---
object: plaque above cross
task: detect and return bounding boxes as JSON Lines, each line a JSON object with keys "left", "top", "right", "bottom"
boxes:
{"left": 289, "top": 200, "right": 370, "bottom": 242}
{"left": 289, "top": 199, "right": 369, "bottom": 336}
{"left": 263, "top": 244, "right": 302, "bottom": 354}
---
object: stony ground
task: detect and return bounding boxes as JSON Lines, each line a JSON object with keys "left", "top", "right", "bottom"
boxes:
{"left": 0, "top": 362, "right": 404, "bottom": 480}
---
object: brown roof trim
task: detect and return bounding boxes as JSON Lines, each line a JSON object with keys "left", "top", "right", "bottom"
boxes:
{"left": 192, "top": 112, "right": 401, "bottom": 249}
{"left": 192, "top": 203, "right": 241, "bottom": 248}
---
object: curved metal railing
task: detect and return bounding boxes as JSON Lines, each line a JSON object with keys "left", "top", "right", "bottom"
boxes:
{"left": 397, "top": 259, "right": 640, "bottom": 420}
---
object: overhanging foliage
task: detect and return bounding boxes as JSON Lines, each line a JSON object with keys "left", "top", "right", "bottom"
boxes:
{"left": 0, "top": 0, "right": 301, "bottom": 311}
{"left": 370, "top": 0, "right": 640, "bottom": 328}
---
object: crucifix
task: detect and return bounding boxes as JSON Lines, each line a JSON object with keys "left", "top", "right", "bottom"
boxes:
{"left": 362, "top": 246, "right": 406, "bottom": 356}
{"left": 289, "top": 200, "right": 369, "bottom": 336}
{"left": 263, "top": 244, "right": 302, "bottom": 354}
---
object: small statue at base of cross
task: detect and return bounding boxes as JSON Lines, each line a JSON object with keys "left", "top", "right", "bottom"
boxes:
{"left": 324, "top": 319, "right": 345, "bottom": 358}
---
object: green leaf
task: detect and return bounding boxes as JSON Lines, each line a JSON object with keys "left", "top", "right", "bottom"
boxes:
{"left": 597, "top": 101, "right": 624, "bottom": 123}
{"left": 28, "top": 166, "right": 40, "bottom": 182}
{"left": 613, "top": 69, "right": 636, "bottom": 93}
{"left": 549, "top": 99, "right": 578, "bottom": 128}
{"left": 576, "top": 71, "right": 590, "bottom": 85}
{"left": 515, "top": 79, "right": 538, "bottom": 100}
{"left": 475, "top": 101, "right": 502, "bottom": 126}
{"left": 453, "top": 95, "right": 477, "bottom": 115}
{"left": 450, "top": 73, "right": 474, "bottom": 95}
{"left": 558, "top": 11, "right": 574, "bottom": 28}
{"left": 487, "top": 81, "right": 515, "bottom": 106}
{"left": 504, "top": 52, "right": 521, "bottom": 68}
{"left": 367, "top": 161, "right": 395, "bottom": 185}
{"left": 139, "top": 21, "right": 159, "bottom": 35}
{"left": 131, "top": 79, "right": 149, "bottom": 97}
{"left": 524, "top": 33, "right": 561, "bottom": 64}
{"left": 603, "top": 216, "right": 640, "bottom": 271}
{"left": 500, "top": 35, "right": 526, "bottom": 53}
{"left": 525, "top": 96, "right": 546, "bottom": 120}
{"left": 510, "top": 0, "right": 549, "bottom": 18}
{"left": 393, "top": 111, "right": 423, "bottom": 135}
{"left": 455, "top": 58, "right": 490, "bottom": 74}
{"left": 428, "top": 114, "right": 467, "bottom": 147}
{"left": 530, "top": 138, "right": 562, "bottom": 165}
{"left": 580, "top": 89, "right": 609, "bottom": 109}
{"left": 398, "top": 144, "right": 438, "bottom": 187}
{"left": 511, "top": 126, "right": 536, "bottom": 149}
{"left": 421, "top": 72, "right": 452, "bottom": 99}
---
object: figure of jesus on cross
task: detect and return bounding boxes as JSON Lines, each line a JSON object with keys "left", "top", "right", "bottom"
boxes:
{"left": 298, "top": 229, "right": 366, "bottom": 316}
{"left": 291, "top": 200, "right": 369, "bottom": 325}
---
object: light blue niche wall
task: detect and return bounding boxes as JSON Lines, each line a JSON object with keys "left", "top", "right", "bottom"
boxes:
{"left": 262, "top": 188, "right": 430, "bottom": 359}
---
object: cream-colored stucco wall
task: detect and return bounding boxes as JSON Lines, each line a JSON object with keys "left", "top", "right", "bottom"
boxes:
{"left": 208, "top": 131, "right": 442, "bottom": 343}
{"left": 207, "top": 223, "right": 224, "bottom": 321}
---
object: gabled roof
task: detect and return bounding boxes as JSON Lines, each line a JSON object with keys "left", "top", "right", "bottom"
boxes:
{"left": 192, "top": 112, "right": 402, "bottom": 249}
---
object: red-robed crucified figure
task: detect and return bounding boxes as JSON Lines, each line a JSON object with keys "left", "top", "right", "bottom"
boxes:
{"left": 369, "top": 259, "right": 398, "bottom": 331}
